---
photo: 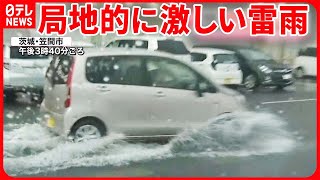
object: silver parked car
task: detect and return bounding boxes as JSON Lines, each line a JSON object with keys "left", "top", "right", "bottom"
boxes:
{"left": 41, "top": 48, "right": 246, "bottom": 142}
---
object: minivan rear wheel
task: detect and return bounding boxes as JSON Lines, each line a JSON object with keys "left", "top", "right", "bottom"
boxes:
{"left": 70, "top": 118, "right": 107, "bottom": 142}
{"left": 244, "top": 74, "right": 258, "bottom": 90}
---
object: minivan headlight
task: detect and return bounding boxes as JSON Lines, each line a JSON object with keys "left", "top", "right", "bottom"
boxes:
{"left": 259, "top": 65, "right": 272, "bottom": 74}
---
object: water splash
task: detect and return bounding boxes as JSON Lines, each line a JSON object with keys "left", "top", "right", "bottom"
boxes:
{"left": 4, "top": 111, "right": 297, "bottom": 176}
{"left": 170, "top": 111, "right": 296, "bottom": 157}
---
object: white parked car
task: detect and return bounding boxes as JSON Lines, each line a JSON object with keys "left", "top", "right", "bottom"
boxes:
{"left": 41, "top": 48, "right": 246, "bottom": 142}
{"left": 293, "top": 45, "right": 317, "bottom": 78}
{"left": 105, "top": 36, "right": 191, "bottom": 61}
{"left": 3, "top": 44, "right": 52, "bottom": 100}
{"left": 3, "top": 41, "right": 95, "bottom": 101}
{"left": 191, "top": 48, "right": 243, "bottom": 86}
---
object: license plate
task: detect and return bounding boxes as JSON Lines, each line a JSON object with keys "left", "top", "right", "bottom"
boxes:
{"left": 224, "top": 78, "right": 233, "bottom": 84}
{"left": 282, "top": 74, "right": 292, "bottom": 79}
{"left": 47, "top": 117, "right": 56, "bottom": 128}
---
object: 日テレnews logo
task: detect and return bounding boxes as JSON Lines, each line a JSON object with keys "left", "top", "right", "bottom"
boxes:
{"left": 5, "top": 2, "right": 36, "bottom": 28}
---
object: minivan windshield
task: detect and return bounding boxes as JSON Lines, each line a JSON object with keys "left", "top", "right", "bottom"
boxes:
{"left": 239, "top": 49, "right": 273, "bottom": 61}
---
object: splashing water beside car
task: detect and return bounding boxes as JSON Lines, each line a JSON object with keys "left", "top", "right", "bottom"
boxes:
{"left": 4, "top": 111, "right": 297, "bottom": 176}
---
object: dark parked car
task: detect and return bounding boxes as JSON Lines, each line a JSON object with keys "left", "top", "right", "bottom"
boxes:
{"left": 194, "top": 45, "right": 294, "bottom": 89}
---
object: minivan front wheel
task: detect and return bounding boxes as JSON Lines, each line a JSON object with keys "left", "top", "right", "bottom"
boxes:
{"left": 244, "top": 74, "right": 258, "bottom": 90}
{"left": 70, "top": 118, "right": 106, "bottom": 142}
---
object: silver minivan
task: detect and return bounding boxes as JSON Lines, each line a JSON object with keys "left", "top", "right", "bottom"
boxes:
{"left": 41, "top": 48, "right": 246, "bottom": 142}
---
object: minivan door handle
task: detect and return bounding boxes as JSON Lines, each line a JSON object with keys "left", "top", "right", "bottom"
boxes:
{"left": 96, "top": 85, "right": 110, "bottom": 92}
{"left": 155, "top": 91, "right": 166, "bottom": 97}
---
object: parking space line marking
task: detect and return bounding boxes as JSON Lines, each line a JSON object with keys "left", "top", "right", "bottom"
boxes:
{"left": 261, "top": 98, "right": 316, "bottom": 105}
